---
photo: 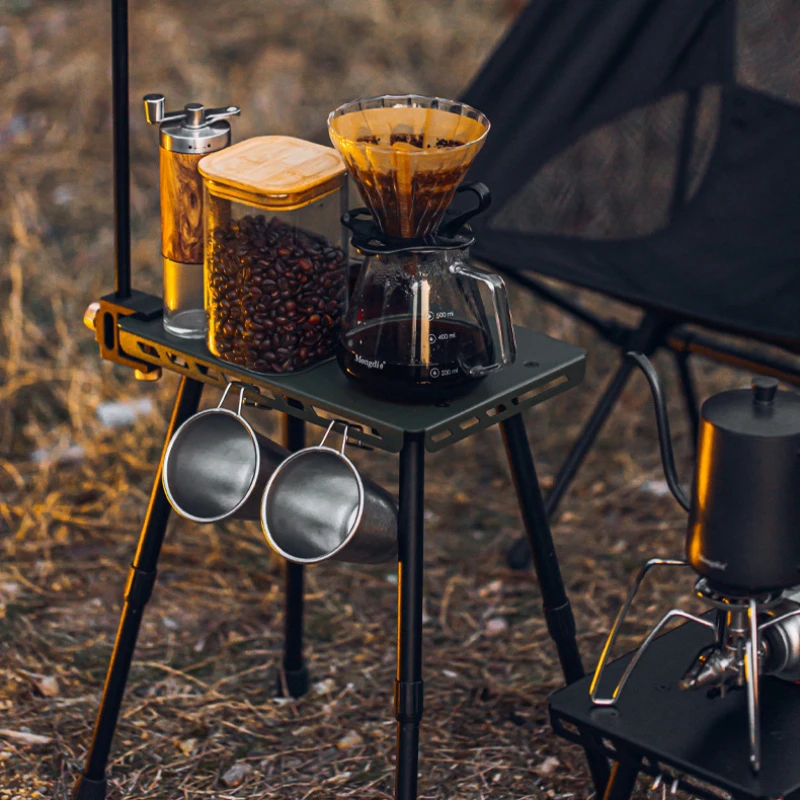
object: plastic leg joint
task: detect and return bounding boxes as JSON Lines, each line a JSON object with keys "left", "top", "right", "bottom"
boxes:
{"left": 394, "top": 680, "right": 424, "bottom": 723}
{"left": 72, "top": 774, "right": 107, "bottom": 800}
{"left": 124, "top": 565, "right": 157, "bottom": 609}
{"left": 544, "top": 600, "right": 577, "bottom": 642}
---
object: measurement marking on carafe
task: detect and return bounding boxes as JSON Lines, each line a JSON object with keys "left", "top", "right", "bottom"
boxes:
{"left": 428, "top": 310, "right": 455, "bottom": 320}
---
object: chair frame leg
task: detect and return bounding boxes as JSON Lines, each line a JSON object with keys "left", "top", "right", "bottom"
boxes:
{"left": 673, "top": 348, "right": 700, "bottom": 454}
{"left": 279, "top": 415, "right": 309, "bottom": 698}
{"left": 72, "top": 376, "right": 204, "bottom": 800}
{"left": 394, "top": 433, "right": 426, "bottom": 800}
{"left": 500, "top": 412, "right": 611, "bottom": 797}
{"left": 506, "top": 313, "right": 673, "bottom": 571}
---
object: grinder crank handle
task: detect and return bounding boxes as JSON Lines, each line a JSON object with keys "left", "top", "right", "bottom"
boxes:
{"left": 449, "top": 262, "right": 516, "bottom": 376}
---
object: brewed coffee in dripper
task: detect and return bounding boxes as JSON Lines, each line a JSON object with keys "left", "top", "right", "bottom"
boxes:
{"left": 328, "top": 94, "right": 489, "bottom": 238}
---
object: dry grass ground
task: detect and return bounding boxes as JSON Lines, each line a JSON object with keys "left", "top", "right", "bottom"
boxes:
{"left": 0, "top": 1, "right": 781, "bottom": 798}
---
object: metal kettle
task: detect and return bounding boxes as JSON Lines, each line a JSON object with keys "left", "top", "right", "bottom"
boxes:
{"left": 630, "top": 353, "right": 800, "bottom": 595}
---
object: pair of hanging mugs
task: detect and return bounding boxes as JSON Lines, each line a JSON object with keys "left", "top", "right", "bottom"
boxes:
{"left": 162, "top": 383, "right": 398, "bottom": 565}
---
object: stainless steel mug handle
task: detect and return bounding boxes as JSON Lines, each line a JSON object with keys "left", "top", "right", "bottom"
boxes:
{"left": 318, "top": 419, "right": 351, "bottom": 454}
{"left": 216, "top": 381, "right": 253, "bottom": 419}
{"left": 449, "top": 262, "right": 517, "bottom": 376}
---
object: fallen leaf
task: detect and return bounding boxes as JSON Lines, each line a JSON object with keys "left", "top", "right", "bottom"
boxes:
{"left": 313, "top": 678, "right": 335, "bottom": 695}
{"left": 336, "top": 730, "right": 364, "bottom": 749}
{"left": 485, "top": 617, "right": 508, "bottom": 636}
{"left": 34, "top": 675, "right": 59, "bottom": 698}
{"left": 536, "top": 755, "right": 560, "bottom": 775}
{"left": 0, "top": 729, "right": 52, "bottom": 745}
{"left": 178, "top": 738, "right": 197, "bottom": 756}
{"left": 221, "top": 761, "right": 253, "bottom": 787}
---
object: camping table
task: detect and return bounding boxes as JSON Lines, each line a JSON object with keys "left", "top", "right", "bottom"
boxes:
{"left": 550, "top": 615, "right": 800, "bottom": 800}
{"left": 74, "top": 302, "right": 612, "bottom": 800}
{"left": 73, "top": 1, "right": 609, "bottom": 795}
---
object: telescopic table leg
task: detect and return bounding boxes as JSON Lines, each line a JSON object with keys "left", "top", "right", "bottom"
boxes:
{"left": 500, "top": 412, "right": 610, "bottom": 796}
{"left": 394, "top": 433, "right": 425, "bottom": 800}
{"left": 72, "top": 376, "right": 204, "bottom": 800}
{"left": 279, "top": 415, "right": 309, "bottom": 698}
{"left": 602, "top": 759, "right": 641, "bottom": 800}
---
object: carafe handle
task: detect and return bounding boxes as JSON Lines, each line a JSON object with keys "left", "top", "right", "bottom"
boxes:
{"left": 449, "top": 263, "right": 517, "bottom": 376}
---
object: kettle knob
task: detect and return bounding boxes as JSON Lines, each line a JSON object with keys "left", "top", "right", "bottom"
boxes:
{"left": 752, "top": 376, "right": 779, "bottom": 404}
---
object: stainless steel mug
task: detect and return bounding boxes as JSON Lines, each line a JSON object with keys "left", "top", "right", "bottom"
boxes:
{"left": 163, "top": 382, "right": 288, "bottom": 522}
{"left": 260, "top": 421, "right": 398, "bottom": 564}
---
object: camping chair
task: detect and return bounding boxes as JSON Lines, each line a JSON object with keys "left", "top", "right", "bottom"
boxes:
{"left": 460, "top": 0, "right": 800, "bottom": 568}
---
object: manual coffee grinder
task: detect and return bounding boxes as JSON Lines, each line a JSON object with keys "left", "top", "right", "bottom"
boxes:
{"left": 590, "top": 353, "right": 800, "bottom": 774}
{"left": 328, "top": 95, "right": 516, "bottom": 402}
{"left": 143, "top": 93, "right": 240, "bottom": 338}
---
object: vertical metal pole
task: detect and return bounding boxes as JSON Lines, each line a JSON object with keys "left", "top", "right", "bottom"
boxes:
{"left": 280, "top": 415, "right": 309, "bottom": 698}
{"left": 112, "top": 0, "right": 131, "bottom": 299}
{"left": 394, "top": 433, "right": 425, "bottom": 800}
{"left": 500, "top": 412, "right": 610, "bottom": 795}
{"left": 72, "top": 377, "right": 203, "bottom": 800}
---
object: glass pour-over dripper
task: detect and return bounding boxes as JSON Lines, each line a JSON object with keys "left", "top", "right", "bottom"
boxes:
{"left": 328, "top": 94, "right": 489, "bottom": 238}
{"left": 328, "top": 95, "right": 514, "bottom": 402}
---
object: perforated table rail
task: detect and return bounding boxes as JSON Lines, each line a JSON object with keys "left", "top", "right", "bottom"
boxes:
{"left": 118, "top": 315, "right": 586, "bottom": 452}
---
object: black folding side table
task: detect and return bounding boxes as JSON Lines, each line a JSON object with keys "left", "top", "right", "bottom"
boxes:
{"left": 550, "top": 618, "right": 800, "bottom": 800}
{"left": 74, "top": 2, "right": 610, "bottom": 796}
{"left": 74, "top": 309, "right": 611, "bottom": 800}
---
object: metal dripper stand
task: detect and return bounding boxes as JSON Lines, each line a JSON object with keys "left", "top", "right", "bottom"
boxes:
{"left": 72, "top": 17, "right": 608, "bottom": 800}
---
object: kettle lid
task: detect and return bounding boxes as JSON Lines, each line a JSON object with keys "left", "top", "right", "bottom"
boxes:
{"left": 702, "top": 377, "right": 800, "bottom": 438}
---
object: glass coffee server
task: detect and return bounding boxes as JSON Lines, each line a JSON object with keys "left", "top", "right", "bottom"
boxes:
{"left": 73, "top": 7, "right": 608, "bottom": 800}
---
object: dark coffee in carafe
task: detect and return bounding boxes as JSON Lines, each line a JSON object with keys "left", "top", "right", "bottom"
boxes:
{"left": 339, "top": 318, "right": 490, "bottom": 401}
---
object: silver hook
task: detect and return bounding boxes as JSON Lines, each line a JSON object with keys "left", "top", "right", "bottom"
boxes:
{"left": 216, "top": 381, "right": 255, "bottom": 418}
{"left": 217, "top": 382, "right": 234, "bottom": 408}
{"left": 318, "top": 419, "right": 351, "bottom": 455}
{"left": 318, "top": 419, "right": 339, "bottom": 448}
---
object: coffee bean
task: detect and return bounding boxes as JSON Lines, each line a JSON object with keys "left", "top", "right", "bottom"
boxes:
{"left": 209, "top": 214, "right": 345, "bottom": 373}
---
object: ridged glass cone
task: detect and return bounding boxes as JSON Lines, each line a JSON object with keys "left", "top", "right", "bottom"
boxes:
{"left": 328, "top": 95, "right": 489, "bottom": 238}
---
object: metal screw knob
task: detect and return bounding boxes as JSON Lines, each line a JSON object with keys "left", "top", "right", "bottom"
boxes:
{"left": 83, "top": 301, "right": 101, "bottom": 331}
{"left": 134, "top": 367, "right": 162, "bottom": 382}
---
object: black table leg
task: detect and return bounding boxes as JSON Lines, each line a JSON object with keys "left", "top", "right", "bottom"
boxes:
{"left": 500, "top": 412, "right": 610, "bottom": 795}
{"left": 602, "top": 760, "right": 641, "bottom": 800}
{"left": 72, "top": 376, "right": 203, "bottom": 800}
{"left": 279, "top": 415, "right": 309, "bottom": 698}
{"left": 394, "top": 433, "right": 425, "bottom": 800}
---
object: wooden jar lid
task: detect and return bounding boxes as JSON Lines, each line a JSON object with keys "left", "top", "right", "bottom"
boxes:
{"left": 198, "top": 135, "right": 347, "bottom": 210}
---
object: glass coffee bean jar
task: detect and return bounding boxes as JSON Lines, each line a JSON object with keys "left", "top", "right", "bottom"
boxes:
{"left": 198, "top": 136, "right": 348, "bottom": 373}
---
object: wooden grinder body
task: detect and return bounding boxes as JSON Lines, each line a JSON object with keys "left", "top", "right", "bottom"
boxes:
{"left": 160, "top": 148, "right": 204, "bottom": 265}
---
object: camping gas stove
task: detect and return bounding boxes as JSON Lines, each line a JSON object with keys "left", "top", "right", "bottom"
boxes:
{"left": 591, "top": 561, "right": 800, "bottom": 774}
{"left": 548, "top": 353, "right": 800, "bottom": 800}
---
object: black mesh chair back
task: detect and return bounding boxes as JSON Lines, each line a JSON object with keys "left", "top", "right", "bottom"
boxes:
{"left": 459, "top": 0, "right": 800, "bottom": 565}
